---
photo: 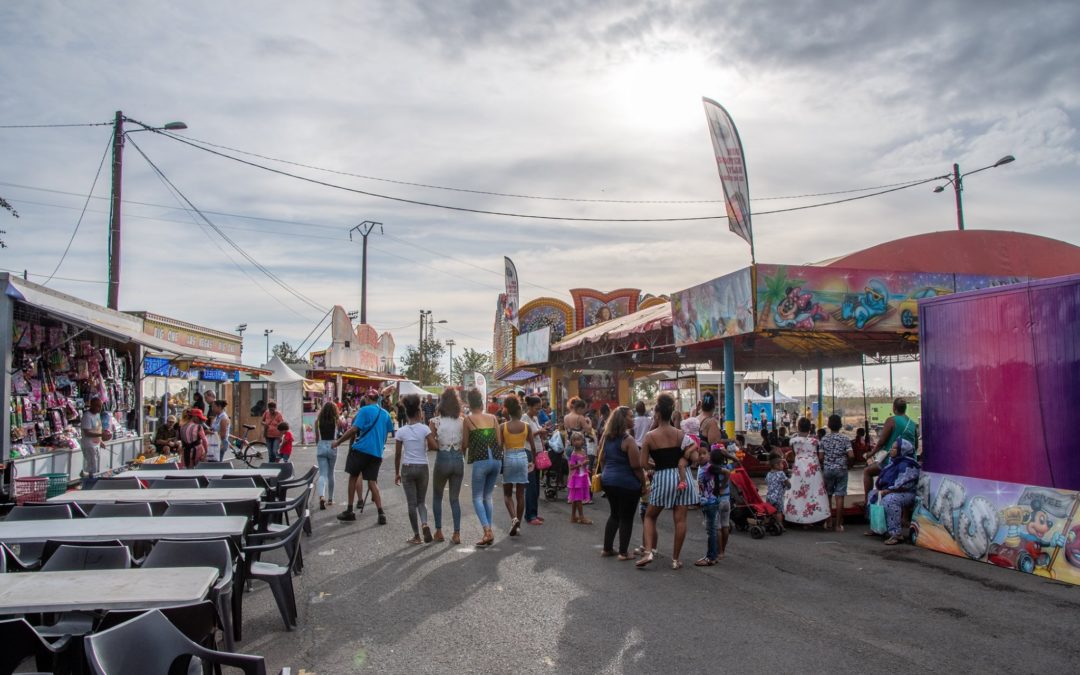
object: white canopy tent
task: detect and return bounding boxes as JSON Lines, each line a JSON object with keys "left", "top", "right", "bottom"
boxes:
{"left": 397, "top": 380, "right": 428, "bottom": 398}
{"left": 265, "top": 356, "right": 310, "bottom": 435}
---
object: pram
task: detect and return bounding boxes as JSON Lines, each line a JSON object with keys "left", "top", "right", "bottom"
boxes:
{"left": 728, "top": 466, "right": 784, "bottom": 539}
{"left": 543, "top": 450, "right": 567, "bottom": 501}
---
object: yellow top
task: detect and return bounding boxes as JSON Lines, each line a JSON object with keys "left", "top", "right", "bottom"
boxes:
{"left": 502, "top": 423, "right": 529, "bottom": 451}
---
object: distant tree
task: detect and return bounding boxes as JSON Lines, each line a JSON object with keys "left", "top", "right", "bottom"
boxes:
{"left": 450, "top": 348, "right": 492, "bottom": 386}
{"left": 400, "top": 337, "right": 446, "bottom": 385}
{"left": 0, "top": 196, "right": 15, "bottom": 249}
{"left": 632, "top": 379, "right": 659, "bottom": 406}
{"left": 271, "top": 341, "right": 307, "bottom": 365}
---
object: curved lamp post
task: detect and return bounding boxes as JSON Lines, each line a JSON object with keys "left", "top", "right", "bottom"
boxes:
{"left": 933, "top": 155, "right": 1015, "bottom": 231}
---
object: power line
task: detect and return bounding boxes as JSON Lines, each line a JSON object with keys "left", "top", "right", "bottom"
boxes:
{"left": 0, "top": 122, "right": 110, "bottom": 129}
{"left": 294, "top": 308, "right": 333, "bottom": 355}
{"left": 0, "top": 267, "right": 107, "bottom": 284}
{"left": 42, "top": 132, "right": 112, "bottom": 285}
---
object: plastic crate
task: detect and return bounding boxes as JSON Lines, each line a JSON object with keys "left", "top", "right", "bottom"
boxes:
{"left": 44, "top": 472, "right": 69, "bottom": 498}
{"left": 14, "top": 476, "right": 48, "bottom": 505}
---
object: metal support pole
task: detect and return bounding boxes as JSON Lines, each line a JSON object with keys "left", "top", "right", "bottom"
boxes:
{"left": 723, "top": 340, "right": 736, "bottom": 439}
{"left": 816, "top": 368, "right": 824, "bottom": 430}
{"left": 418, "top": 310, "right": 426, "bottom": 386}
{"left": 349, "top": 221, "right": 382, "bottom": 326}
{"left": 952, "top": 163, "right": 965, "bottom": 231}
{"left": 107, "top": 110, "right": 125, "bottom": 310}
{"left": 889, "top": 361, "right": 894, "bottom": 399}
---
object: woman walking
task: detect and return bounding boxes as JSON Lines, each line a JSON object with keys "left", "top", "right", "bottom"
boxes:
{"left": 315, "top": 401, "right": 339, "bottom": 510}
{"left": 394, "top": 394, "right": 433, "bottom": 544}
{"left": 428, "top": 388, "right": 465, "bottom": 544}
{"left": 637, "top": 393, "right": 699, "bottom": 570}
{"left": 465, "top": 388, "right": 502, "bottom": 547}
{"left": 500, "top": 395, "right": 534, "bottom": 537}
{"left": 600, "top": 406, "right": 646, "bottom": 560}
{"left": 785, "top": 417, "right": 831, "bottom": 527}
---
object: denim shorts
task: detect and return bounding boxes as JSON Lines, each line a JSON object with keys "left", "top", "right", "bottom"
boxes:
{"left": 823, "top": 468, "right": 849, "bottom": 496}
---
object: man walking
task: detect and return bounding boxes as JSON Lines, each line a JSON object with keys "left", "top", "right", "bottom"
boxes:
{"left": 422, "top": 395, "right": 437, "bottom": 424}
{"left": 334, "top": 385, "right": 396, "bottom": 524}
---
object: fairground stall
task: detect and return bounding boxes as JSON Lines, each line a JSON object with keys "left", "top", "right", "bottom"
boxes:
{"left": 305, "top": 306, "right": 404, "bottom": 408}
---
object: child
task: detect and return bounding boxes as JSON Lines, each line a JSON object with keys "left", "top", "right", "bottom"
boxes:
{"left": 277, "top": 422, "right": 294, "bottom": 462}
{"left": 566, "top": 431, "right": 592, "bottom": 524}
{"left": 696, "top": 449, "right": 732, "bottom": 566}
{"left": 765, "top": 456, "right": 790, "bottom": 523}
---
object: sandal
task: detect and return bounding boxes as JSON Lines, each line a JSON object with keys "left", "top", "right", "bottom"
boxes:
{"left": 433, "top": 530, "right": 445, "bottom": 543}
{"left": 578, "top": 517, "right": 593, "bottom": 525}
{"left": 694, "top": 557, "right": 716, "bottom": 567}
{"left": 475, "top": 528, "right": 494, "bottom": 547}
{"left": 633, "top": 546, "right": 647, "bottom": 557}
{"left": 405, "top": 535, "right": 422, "bottom": 545}
{"left": 617, "top": 554, "right": 634, "bottom": 561}
{"left": 600, "top": 550, "right": 616, "bottom": 557}
{"left": 671, "top": 559, "right": 683, "bottom": 570}
{"left": 635, "top": 551, "right": 655, "bottom": 568}
{"left": 451, "top": 532, "right": 461, "bottom": 545}
{"left": 883, "top": 536, "right": 902, "bottom": 546}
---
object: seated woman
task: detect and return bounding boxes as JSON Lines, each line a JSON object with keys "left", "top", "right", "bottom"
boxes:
{"left": 867, "top": 439, "right": 920, "bottom": 545}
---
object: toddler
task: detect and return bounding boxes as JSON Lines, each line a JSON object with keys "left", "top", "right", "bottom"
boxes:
{"left": 277, "top": 421, "right": 294, "bottom": 461}
{"left": 765, "top": 456, "right": 790, "bottom": 523}
{"left": 566, "top": 431, "right": 592, "bottom": 524}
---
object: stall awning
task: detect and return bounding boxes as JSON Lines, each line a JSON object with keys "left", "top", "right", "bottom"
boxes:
{"left": 553, "top": 302, "right": 672, "bottom": 351}
{"left": 308, "top": 367, "right": 408, "bottom": 382}
{"left": 502, "top": 369, "right": 540, "bottom": 382}
{"left": 4, "top": 275, "right": 217, "bottom": 361}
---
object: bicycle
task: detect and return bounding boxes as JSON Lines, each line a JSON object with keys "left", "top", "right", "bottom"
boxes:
{"left": 230, "top": 424, "right": 268, "bottom": 468}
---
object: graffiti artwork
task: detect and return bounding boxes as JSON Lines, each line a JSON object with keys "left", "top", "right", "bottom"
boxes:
{"left": 671, "top": 268, "right": 754, "bottom": 346}
{"left": 755, "top": 265, "right": 1026, "bottom": 333}
{"left": 912, "top": 472, "right": 1080, "bottom": 586}
{"left": 570, "top": 288, "right": 640, "bottom": 328}
{"left": 518, "top": 298, "right": 574, "bottom": 342}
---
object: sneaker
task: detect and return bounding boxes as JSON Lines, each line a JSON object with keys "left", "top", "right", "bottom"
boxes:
{"left": 377, "top": 512, "right": 387, "bottom": 525}
{"left": 337, "top": 510, "right": 356, "bottom": 522}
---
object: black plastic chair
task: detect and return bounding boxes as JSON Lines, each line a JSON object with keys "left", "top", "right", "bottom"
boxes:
{"left": 273, "top": 465, "right": 317, "bottom": 501}
{"left": 0, "top": 618, "right": 73, "bottom": 675}
{"left": 87, "top": 502, "right": 153, "bottom": 518}
{"left": 164, "top": 502, "right": 227, "bottom": 517}
{"left": 142, "top": 540, "right": 237, "bottom": 651}
{"left": 5, "top": 503, "right": 74, "bottom": 521}
{"left": 260, "top": 462, "right": 294, "bottom": 481}
{"left": 18, "top": 500, "right": 88, "bottom": 517}
{"left": 150, "top": 478, "right": 201, "bottom": 489}
{"left": 196, "top": 461, "right": 235, "bottom": 469}
{"left": 258, "top": 485, "right": 312, "bottom": 571}
{"left": 207, "top": 478, "right": 257, "bottom": 489}
{"left": 223, "top": 474, "right": 272, "bottom": 492}
{"left": 242, "top": 515, "right": 306, "bottom": 631}
{"left": 84, "top": 609, "right": 266, "bottom": 675}
{"left": 132, "top": 462, "right": 181, "bottom": 471}
{"left": 41, "top": 543, "right": 132, "bottom": 572}
{"left": 95, "top": 600, "right": 221, "bottom": 652}
{"left": 167, "top": 474, "right": 209, "bottom": 488}
{"left": 39, "top": 538, "right": 129, "bottom": 568}
{"left": 89, "top": 477, "right": 143, "bottom": 490}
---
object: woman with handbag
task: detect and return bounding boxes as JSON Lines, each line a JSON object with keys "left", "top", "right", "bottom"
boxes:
{"left": 637, "top": 394, "right": 699, "bottom": 570}
{"left": 599, "top": 406, "right": 646, "bottom": 560}
{"left": 866, "top": 439, "right": 921, "bottom": 544}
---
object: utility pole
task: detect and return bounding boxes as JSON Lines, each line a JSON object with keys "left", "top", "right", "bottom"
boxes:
{"left": 445, "top": 339, "right": 456, "bottom": 386}
{"left": 418, "top": 310, "right": 429, "bottom": 386}
{"left": 264, "top": 329, "right": 273, "bottom": 364}
{"left": 107, "top": 111, "right": 125, "bottom": 310}
{"left": 349, "top": 221, "right": 383, "bottom": 324}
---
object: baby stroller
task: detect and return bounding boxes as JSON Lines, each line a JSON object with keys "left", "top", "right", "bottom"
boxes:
{"left": 543, "top": 431, "right": 567, "bottom": 501}
{"left": 728, "top": 466, "right": 784, "bottom": 539}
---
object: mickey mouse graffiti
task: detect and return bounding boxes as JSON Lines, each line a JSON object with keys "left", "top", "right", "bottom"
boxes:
{"left": 773, "top": 286, "right": 827, "bottom": 329}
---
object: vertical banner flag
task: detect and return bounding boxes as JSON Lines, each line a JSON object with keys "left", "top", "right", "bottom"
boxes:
{"left": 504, "top": 256, "right": 520, "bottom": 330}
{"left": 702, "top": 97, "right": 754, "bottom": 257}
{"left": 474, "top": 372, "right": 488, "bottom": 401}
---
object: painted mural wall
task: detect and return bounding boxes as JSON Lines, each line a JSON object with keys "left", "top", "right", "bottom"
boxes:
{"left": 754, "top": 265, "right": 1024, "bottom": 333}
{"left": 570, "top": 288, "right": 640, "bottom": 329}
{"left": 913, "top": 472, "right": 1080, "bottom": 587}
{"left": 671, "top": 267, "right": 754, "bottom": 346}
{"left": 518, "top": 298, "right": 574, "bottom": 343}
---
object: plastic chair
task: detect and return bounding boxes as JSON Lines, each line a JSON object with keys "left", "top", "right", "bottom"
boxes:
{"left": 87, "top": 502, "right": 153, "bottom": 518}
{"left": 89, "top": 477, "right": 143, "bottom": 490}
{"left": 242, "top": 515, "right": 306, "bottom": 631}
{"left": 207, "top": 478, "right": 257, "bottom": 489}
{"left": 18, "top": 500, "right": 88, "bottom": 517}
{"left": 143, "top": 539, "right": 237, "bottom": 651}
{"left": 273, "top": 465, "right": 317, "bottom": 501}
{"left": 196, "top": 461, "right": 235, "bottom": 469}
{"left": 5, "top": 503, "right": 74, "bottom": 521}
{"left": 223, "top": 474, "right": 272, "bottom": 492}
{"left": 165, "top": 502, "right": 227, "bottom": 517}
{"left": 166, "top": 474, "right": 209, "bottom": 487}
{"left": 258, "top": 485, "right": 312, "bottom": 571}
{"left": 84, "top": 609, "right": 266, "bottom": 675}
{"left": 260, "top": 462, "right": 294, "bottom": 481}
{"left": 41, "top": 543, "right": 132, "bottom": 572}
{"left": 0, "top": 618, "right": 73, "bottom": 675}
{"left": 95, "top": 600, "right": 221, "bottom": 652}
{"left": 149, "top": 478, "right": 201, "bottom": 489}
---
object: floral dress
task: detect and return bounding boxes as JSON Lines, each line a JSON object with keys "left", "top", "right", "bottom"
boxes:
{"left": 784, "top": 435, "right": 831, "bottom": 524}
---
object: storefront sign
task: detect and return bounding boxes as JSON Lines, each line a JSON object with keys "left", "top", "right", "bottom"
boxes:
{"left": 199, "top": 369, "right": 228, "bottom": 382}
{"left": 144, "top": 357, "right": 188, "bottom": 379}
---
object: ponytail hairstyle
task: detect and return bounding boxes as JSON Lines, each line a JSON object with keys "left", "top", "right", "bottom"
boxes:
{"left": 466, "top": 388, "right": 484, "bottom": 411}
{"left": 656, "top": 393, "right": 675, "bottom": 423}
{"left": 700, "top": 391, "right": 717, "bottom": 414}
{"left": 503, "top": 394, "right": 522, "bottom": 419}
{"left": 402, "top": 394, "right": 422, "bottom": 420}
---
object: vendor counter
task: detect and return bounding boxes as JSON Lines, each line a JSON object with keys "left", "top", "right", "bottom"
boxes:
{"left": 6, "top": 435, "right": 146, "bottom": 483}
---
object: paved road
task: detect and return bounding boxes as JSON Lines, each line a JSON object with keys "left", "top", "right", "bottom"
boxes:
{"left": 240, "top": 444, "right": 1079, "bottom": 674}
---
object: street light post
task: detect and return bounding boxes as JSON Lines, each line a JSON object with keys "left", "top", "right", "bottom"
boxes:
{"left": 264, "top": 329, "right": 273, "bottom": 364}
{"left": 933, "top": 155, "right": 1015, "bottom": 231}
{"left": 107, "top": 111, "right": 187, "bottom": 310}
{"left": 236, "top": 324, "right": 247, "bottom": 359}
{"left": 445, "top": 339, "right": 456, "bottom": 387}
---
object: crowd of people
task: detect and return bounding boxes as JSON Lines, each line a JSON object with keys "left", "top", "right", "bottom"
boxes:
{"left": 317, "top": 385, "right": 923, "bottom": 565}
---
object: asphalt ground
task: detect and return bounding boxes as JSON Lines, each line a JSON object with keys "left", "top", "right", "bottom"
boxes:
{"left": 240, "top": 444, "right": 1080, "bottom": 674}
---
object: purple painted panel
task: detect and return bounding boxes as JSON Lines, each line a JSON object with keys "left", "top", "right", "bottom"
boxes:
{"left": 919, "top": 274, "right": 1080, "bottom": 490}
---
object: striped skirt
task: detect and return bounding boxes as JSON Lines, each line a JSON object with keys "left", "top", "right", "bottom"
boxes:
{"left": 650, "top": 467, "right": 699, "bottom": 509}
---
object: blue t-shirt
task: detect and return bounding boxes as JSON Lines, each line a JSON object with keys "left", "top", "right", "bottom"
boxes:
{"left": 350, "top": 404, "right": 395, "bottom": 458}
{"left": 537, "top": 409, "right": 552, "bottom": 427}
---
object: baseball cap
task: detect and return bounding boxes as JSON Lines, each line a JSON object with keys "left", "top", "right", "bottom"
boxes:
{"left": 189, "top": 408, "right": 207, "bottom": 421}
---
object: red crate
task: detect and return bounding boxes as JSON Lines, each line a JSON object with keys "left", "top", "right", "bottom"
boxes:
{"left": 14, "top": 476, "right": 48, "bottom": 505}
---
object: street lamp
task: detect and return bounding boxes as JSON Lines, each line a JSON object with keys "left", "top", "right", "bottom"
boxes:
{"left": 417, "top": 310, "right": 448, "bottom": 386}
{"left": 263, "top": 329, "right": 273, "bottom": 364}
{"left": 107, "top": 111, "right": 188, "bottom": 309}
{"left": 933, "top": 155, "right": 1015, "bottom": 231}
{"left": 445, "top": 339, "right": 456, "bottom": 386}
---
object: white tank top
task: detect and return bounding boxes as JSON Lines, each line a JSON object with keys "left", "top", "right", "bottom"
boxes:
{"left": 435, "top": 416, "right": 463, "bottom": 451}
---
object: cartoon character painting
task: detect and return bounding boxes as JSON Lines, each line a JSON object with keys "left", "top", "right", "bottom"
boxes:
{"left": 1065, "top": 523, "right": 1080, "bottom": 568}
{"left": 840, "top": 279, "right": 890, "bottom": 329}
{"left": 987, "top": 500, "right": 1068, "bottom": 574}
{"left": 773, "top": 287, "right": 827, "bottom": 329}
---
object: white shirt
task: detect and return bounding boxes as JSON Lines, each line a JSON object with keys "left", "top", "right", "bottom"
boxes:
{"left": 433, "top": 416, "right": 463, "bottom": 451}
{"left": 633, "top": 415, "right": 652, "bottom": 446}
{"left": 395, "top": 423, "right": 431, "bottom": 465}
{"left": 80, "top": 411, "right": 102, "bottom": 452}
{"left": 523, "top": 413, "right": 544, "bottom": 453}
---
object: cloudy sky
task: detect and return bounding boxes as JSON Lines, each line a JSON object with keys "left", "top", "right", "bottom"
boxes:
{"left": 2, "top": 1, "right": 1077, "bottom": 393}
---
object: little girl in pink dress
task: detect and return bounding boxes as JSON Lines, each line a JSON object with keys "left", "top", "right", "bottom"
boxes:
{"left": 566, "top": 432, "right": 592, "bottom": 524}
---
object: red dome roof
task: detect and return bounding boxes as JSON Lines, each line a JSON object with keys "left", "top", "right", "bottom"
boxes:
{"left": 825, "top": 230, "right": 1080, "bottom": 278}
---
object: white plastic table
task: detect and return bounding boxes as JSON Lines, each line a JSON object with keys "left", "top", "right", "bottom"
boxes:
{"left": 0, "top": 567, "right": 218, "bottom": 614}
{"left": 117, "top": 468, "right": 281, "bottom": 480}
{"left": 0, "top": 516, "right": 248, "bottom": 544}
{"left": 48, "top": 488, "right": 265, "bottom": 504}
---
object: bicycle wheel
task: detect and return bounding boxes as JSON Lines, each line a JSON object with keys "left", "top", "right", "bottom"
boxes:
{"left": 242, "top": 442, "right": 268, "bottom": 468}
